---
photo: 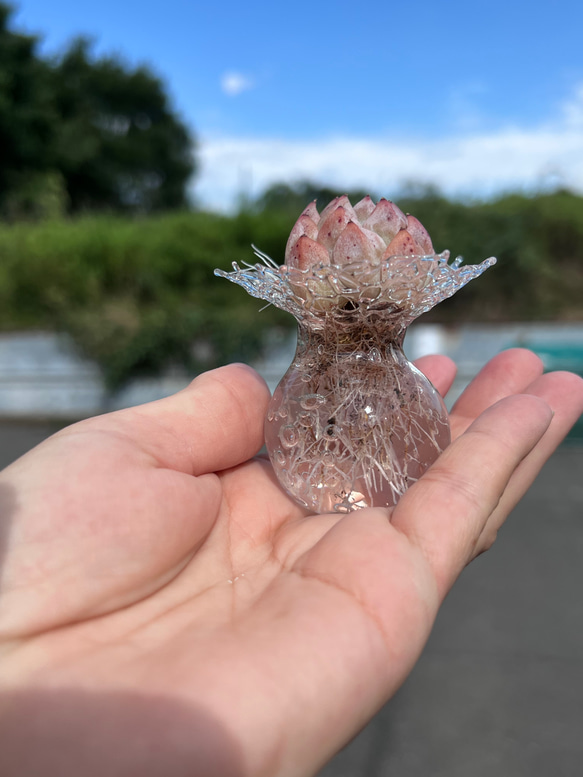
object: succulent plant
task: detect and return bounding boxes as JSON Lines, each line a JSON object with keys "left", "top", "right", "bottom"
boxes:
{"left": 281, "top": 195, "right": 444, "bottom": 313}
{"left": 285, "top": 194, "right": 432, "bottom": 271}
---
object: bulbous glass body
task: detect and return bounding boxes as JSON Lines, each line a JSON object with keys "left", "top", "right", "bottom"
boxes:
{"left": 265, "top": 321, "right": 450, "bottom": 513}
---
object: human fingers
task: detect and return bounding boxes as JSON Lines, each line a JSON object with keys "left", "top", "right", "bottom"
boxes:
{"left": 97, "top": 363, "right": 271, "bottom": 476}
{"left": 391, "top": 393, "right": 553, "bottom": 601}
{"left": 473, "top": 370, "right": 583, "bottom": 553}
{"left": 450, "top": 348, "right": 544, "bottom": 435}
{"left": 413, "top": 354, "right": 457, "bottom": 398}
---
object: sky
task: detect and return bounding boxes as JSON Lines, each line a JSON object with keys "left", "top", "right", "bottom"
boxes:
{"left": 13, "top": 0, "right": 583, "bottom": 211}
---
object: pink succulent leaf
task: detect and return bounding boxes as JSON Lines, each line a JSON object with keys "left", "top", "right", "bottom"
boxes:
{"left": 284, "top": 214, "right": 319, "bottom": 263}
{"left": 317, "top": 205, "right": 353, "bottom": 253}
{"left": 353, "top": 195, "right": 376, "bottom": 222}
{"left": 360, "top": 226, "right": 387, "bottom": 263}
{"left": 318, "top": 195, "right": 357, "bottom": 224}
{"left": 332, "top": 221, "right": 383, "bottom": 267}
{"left": 334, "top": 195, "right": 358, "bottom": 221}
{"left": 300, "top": 199, "right": 320, "bottom": 224}
{"left": 363, "top": 199, "right": 408, "bottom": 243}
{"left": 405, "top": 214, "right": 434, "bottom": 254}
{"left": 382, "top": 229, "right": 424, "bottom": 259}
{"left": 287, "top": 234, "right": 330, "bottom": 271}
{"left": 317, "top": 196, "right": 341, "bottom": 223}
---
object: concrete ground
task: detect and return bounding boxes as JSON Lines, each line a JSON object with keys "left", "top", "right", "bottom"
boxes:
{"left": 0, "top": 423, "right": 581, "bottom": 776}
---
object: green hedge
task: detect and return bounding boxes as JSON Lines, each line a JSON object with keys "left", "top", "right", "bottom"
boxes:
{"left": 395, "top": 190, "right": 583, "bottom": 322}
{"left": 0, "top": 191, "right": 581, "bottom": 387}
{"left": 0, "top": 211, "right": 292, "bottom": 387}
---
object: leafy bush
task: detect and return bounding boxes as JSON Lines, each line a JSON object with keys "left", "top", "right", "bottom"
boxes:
{"left": 379, "top": 189, "right": 583, "bottom": 322}
{"left": 0, "top": 211, "right": 292, "bottom": 387}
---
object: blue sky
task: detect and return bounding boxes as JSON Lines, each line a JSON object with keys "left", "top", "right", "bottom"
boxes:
{"left": 14, "top": 0, "right": 583, "bottom": 210}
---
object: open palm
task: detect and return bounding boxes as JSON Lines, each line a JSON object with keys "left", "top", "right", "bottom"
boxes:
{"left": 0, "top": 350, "right": 581, "bottom": 777}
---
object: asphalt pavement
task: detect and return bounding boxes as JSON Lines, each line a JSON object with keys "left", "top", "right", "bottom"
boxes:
{"left": 319, "top": 444, "right": 583, "bottom": 777}
{"left": 0, "top": 423, "right": 581, "bottom": 776}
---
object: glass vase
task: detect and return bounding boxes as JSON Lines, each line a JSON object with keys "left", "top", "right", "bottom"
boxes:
{"left": 264, "top": 318, "right": 450, "bottom": 513}
{"left": 216, "top": 248, "right": 495, "bottom": 513}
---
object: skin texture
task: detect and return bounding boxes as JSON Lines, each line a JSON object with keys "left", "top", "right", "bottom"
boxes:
{"left": 0, "top": 350, "right": 582, "bottom": 777}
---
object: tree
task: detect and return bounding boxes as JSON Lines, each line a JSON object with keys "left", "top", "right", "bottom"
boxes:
{"left": 51, "top": 39, "right": 195, "bottom": 213}
{"left": 0, "top": 3, "right": 60, "bottom": 218}
{"left": 0, "top": 4, "right": 196, "bottom": 216}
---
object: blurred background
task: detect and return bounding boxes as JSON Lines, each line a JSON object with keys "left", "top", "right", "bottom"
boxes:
{"left": 0, "top": 1, "right": 581, "bottom": 775}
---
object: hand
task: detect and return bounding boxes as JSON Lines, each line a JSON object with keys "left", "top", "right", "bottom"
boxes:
{"left": 0, "top": 350, "right": 581, "bottom": 777}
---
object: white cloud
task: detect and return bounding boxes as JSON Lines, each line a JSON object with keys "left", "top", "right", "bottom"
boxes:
{"left": 220, "top": 71, "right": 254, "bottom": 96}
{"left": 196, "top": 84, "right": 583, "bottom": 211}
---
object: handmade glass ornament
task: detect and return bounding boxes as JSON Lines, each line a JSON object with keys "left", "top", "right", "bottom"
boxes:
{"left": 215, "top": 196, "right": 495, "bottom": 513}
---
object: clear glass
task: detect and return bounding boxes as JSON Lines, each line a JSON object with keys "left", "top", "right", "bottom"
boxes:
{"left": 216, "top": 249, "right": 496, "bottom": 513}
{"left": 264, "top": 321, "right": 450, "bottom": 513}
